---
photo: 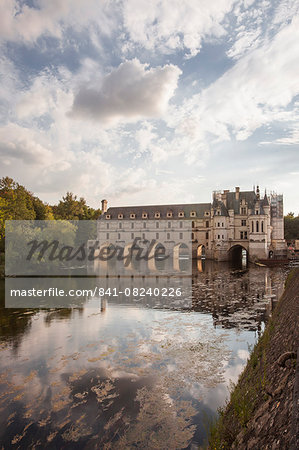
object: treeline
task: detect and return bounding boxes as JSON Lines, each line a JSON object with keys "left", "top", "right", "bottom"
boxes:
{"left": 284, "top": 212, "right": 299, "bottom": 242}
{"left": 0, "top": 176, "right": 101, "bottom": 250}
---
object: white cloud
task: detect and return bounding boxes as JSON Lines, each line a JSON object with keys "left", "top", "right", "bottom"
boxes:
{"left": 169, "top": 14, "right": 299, "bottom": 145}
{"left": 0, "top": 123, "right": 53, "bottom": 165}
{"left": 70, "top": 59, "right": 182, "bottom": 125}
{"left": 226, "top": 28, "right": 261, "bottom": 60}
{"left": 267, "top": 125, "right": 299, "bottom": 146}
{"left": 272, "top": 0, "right": 299, "bottom": 25}
{"left": 0, "top": 0, "right": 116, "bottom": 44}
{"left": 122, "top": 0, "right": 238, "bottom": 57}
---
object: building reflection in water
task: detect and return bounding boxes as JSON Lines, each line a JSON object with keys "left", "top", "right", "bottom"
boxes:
{"left": 191, "top": 260, "right": 288, "bottom": 331}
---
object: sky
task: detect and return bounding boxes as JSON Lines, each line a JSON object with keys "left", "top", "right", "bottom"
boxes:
{"left": 0, "top": 0, "right": 298, "bottom": 213}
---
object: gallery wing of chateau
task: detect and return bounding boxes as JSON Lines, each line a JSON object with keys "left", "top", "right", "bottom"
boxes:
{"left": 97, "top": 186, "right": 287, "bottom": 262}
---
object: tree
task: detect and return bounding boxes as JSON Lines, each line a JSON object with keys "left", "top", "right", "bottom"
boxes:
{"left": 284, "top": 214, "right": 299, "bottom": 241}
{"left": 32, "top": 197, "right": 54, "bottom": 220}
{"left": 0, "top": 176, "right": 36, "bottom": 220}
{"left": 53, "top": 192, "right": 100, "bottom": 220}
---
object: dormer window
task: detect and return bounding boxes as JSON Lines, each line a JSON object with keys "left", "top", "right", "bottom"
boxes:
{"left": 118, "top": 213, "right": 123, "bottom": 219}
{"left": 204, "top": 211, "right": 210, "bottom": 216}
{"left": 130, "top": 213, "right": 136, "bottom": 219}
{"left": 106, "top": 214, "right": 111, "bottom": 219}
{"left": 155, "top": 212, "right": 160, "bottom": 218}
{"left": 190, "top": 211, "right": 196, "bottom": 217}
{"left": 178, "top": 211, "right": 184, "bottom": 217}
{"left": 142, "top": 212, "right": 147, "bottom": 219}
{"left": 167, "top": 211, "right": 173, "bottom": 218}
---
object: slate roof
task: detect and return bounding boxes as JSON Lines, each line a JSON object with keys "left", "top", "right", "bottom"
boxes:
{"left": 212, "top": 198, "right": 229, "bottom": 216}
{"left": 226, "top": 191, "right": 257, "bottom": 214}
{"left": 261, "top": 194, "right": 270, "bottom": 207}
{"left": 100, "top": 190, "right": 271, "bottom": 220}
{"left": 99, "top": 203, "right": 212, "bottom": 220}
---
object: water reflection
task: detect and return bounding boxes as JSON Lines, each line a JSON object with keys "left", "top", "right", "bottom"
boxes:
{"left": 0, "top": 262, "right": 289, "bottom": 448}
{"left": 192, "top": 261, "right": 287, "bottom": 331}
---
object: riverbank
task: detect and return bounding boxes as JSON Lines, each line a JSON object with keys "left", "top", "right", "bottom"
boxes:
{"left": 0, "top": 252, "right": 4, "bottom": 279}
{"left": 208, "top": 268, "right": 299, "bottom": 449}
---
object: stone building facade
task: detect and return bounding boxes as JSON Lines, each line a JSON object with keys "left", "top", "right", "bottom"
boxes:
{"left": 97, "top": 187, "right": 287, "bottom": 262}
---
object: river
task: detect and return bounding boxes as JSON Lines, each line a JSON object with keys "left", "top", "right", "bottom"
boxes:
{"left": 0, "top": 261, "right": 289, "bottom": 448}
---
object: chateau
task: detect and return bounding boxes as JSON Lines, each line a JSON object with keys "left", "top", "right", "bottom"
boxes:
{"left": 97, "top": 187, "right": 287, "bottom": 262}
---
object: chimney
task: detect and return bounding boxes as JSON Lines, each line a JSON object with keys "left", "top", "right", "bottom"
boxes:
{"left": 221, "top": 189, "right": 230, "bottom": 207}
{"left": 235, "top": 187, "right": 240, "bottom": 200}
{"left": 256, "top": 185, "right": 260, "bottom": 200}
{"left": 101, "top": 199, "right": 108, "bottom": 213}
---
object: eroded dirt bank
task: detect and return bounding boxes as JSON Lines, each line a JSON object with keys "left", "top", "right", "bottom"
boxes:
{"left": 208, "top": 268, "right": 299, "bottom": 449}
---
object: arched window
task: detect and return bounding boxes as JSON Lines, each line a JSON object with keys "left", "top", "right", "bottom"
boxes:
{"left": 256, "top": 221, "right": 259, "bottom": 232}
{"left": 261, "top": 221, "right": 264, "bottom": 232}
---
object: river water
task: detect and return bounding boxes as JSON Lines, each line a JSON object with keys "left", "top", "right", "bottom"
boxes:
{"left": 0, "top": 261, "right": 289, "bottom": 448}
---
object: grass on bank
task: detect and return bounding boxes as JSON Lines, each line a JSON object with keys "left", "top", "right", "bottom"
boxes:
{"left": 0, "top": 252, "right": 4, "bottom": 278}
{"left": 207, "top": 269, "right": 297, "bottom": 449}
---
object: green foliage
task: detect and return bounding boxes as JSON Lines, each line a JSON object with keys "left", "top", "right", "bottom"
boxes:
{"left": 32, "top": 196, "right": 54, "bottom": 220}
{"left": 52, "top": 191, "right": 101, "bottom": 220}
{"left": 284, "top": 213, "right": 299, "bottom": 241}
{"left": 0, "top": 177, "right": 101, "bottom": 252}
{"left": 0, "top": 177, "right": 37, "bottom": 250}
{"left": 0, "top": 177, "right": 36, "bottom": 221}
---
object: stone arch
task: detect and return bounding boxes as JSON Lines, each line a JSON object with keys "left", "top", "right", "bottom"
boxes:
{"left": 197, "top": 244, "right": 206, "bottom": 259}
{"left": 173, "top": 243, "right": 190, "bottom": 271}
{"left": 148, "top": 242, "right": 167, "bottom": 272}
{"left": 228, "top": 244, "right": 248, "bottom": 267}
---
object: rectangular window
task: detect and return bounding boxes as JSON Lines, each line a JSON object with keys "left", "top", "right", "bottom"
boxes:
{"left": 143, "top": 222, "right": 146, "bottom": 228}
{"left": 131, "top": 233, "right": 134, "bottom": 239}
{"left": 168, "top": 222, "right": 171, "bottom": 228}
{"left": 241, "top": 207, "right": 246, "bottom": 215}
{"left": 118, "top": 233, "right": 120, "bottom": 239}
{"left": 119, "top": 222, "right": 122, "bottom": 228}
{"left": 244, "top": 231, "right": 248, "bottom": 239}
{"left": 206, "top": 232, "right": 209, "bottom": 239}
{"left": 241, "top": 219, "right": 246, "bottom": 226}
{"left": 192, "top": 232, "right": 194, "bottom": 240}
{"left": 156, "top": 222, "right": 159, "bottom": 228}
{"left": 180, "top": 221, "right": 183, "bottom": 228}
{"left": 106, "top": 233, "right": 109, "bottom": 239}
{"left": 156, "top": 233, "right": 159, "bottom": 239}
{"left": 206, "top": 221, "right": 209, "bottom": 228}
{"left": 218, "top": 234, "right": 220, "bottom": 239}
{"left": 240, "top": 231, "right": 244, "bottom": 239}
{"left": 142, "top": 233, "right": 145, "bottom": 239}
{"left": 131, "top": 223, "right": 134, "bottom": 229}
{"left": 167, "top": 233, "right": 170, "bottom": 240}
{"left": 107, "top": 223, "right": 109, "bottom": 229}
{"left": 179, "top": 232, "right": 183, "bottom": 239}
